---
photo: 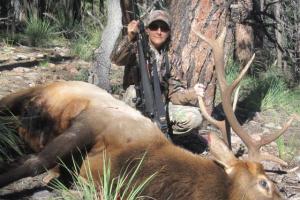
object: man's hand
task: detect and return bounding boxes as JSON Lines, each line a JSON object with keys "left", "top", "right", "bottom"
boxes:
{"left": 128, "top": 20, "right": 140, "bottom": 41}
{"left": 194, "top": 83, "right": 206, "bottom": 97}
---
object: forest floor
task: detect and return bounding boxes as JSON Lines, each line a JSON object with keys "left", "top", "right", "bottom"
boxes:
{"left": 0, "top": 43, "right": 299, "bottom": 200}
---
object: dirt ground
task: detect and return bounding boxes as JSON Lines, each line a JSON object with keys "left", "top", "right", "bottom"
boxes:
{"left": 0, "top": 44, "right": 299, "bottom": 199}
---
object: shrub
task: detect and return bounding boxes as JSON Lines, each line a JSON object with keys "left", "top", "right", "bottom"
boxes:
{"left": 24, "top": 16, "right": 55, "bottom": 47}
{"left": 70, "top": 27, "right": 102, "bottom": 61}
{"left": 225, "top": 58, "right": 300, "bottom": 114}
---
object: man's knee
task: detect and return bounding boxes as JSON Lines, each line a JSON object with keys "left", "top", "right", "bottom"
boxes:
{"left": 169, "top": 104, "right": 203, "bottom": 135}
{"left": 188, "top": 110, "right": 203, "bottom": 129}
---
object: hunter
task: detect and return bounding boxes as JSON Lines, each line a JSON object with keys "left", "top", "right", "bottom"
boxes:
{"left": 111, "top": 9, "right": 205, "bottom": 135}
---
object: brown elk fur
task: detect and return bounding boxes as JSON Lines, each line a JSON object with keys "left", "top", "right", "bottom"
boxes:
{"left": 0, "top": 81, "right": 281, "bottom": 200}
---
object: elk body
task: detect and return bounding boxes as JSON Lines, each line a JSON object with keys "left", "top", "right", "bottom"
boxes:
{"left": 0, "top": 81, "right": 282, "bottom": 200}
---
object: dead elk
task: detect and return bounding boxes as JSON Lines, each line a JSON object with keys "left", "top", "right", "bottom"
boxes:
{"left": 0, "top": 81, "right": 282, "bottom": 199}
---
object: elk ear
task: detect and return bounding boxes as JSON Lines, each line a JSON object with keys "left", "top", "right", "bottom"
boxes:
{"left": 208, "top": 133, "right": 238, "bottom": 170}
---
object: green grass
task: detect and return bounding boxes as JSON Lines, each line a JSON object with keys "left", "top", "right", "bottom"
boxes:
{"left": 276, "top": 133, "right": 300, "bottom": 161}
{"left": 276, "top": 136, "right": 286, "bottom": 159}
{"left": 70, "top": 27, "right": 102, "bottom": 61}
{"left": 259, "top": 72, "right": 290, "bottom": 110}
{"left": 39, "top": 60, "right": 50, "bottom": 68}
{"left": 0, "top": 116, "right": 24, "bottom": 162}
{"left": 41, "top": 1, "right": 105, "bottom": 61}
{"left": 74, "top": 68, "right": 90, "bottom": 82}
{"left": 24, "top": 16, "right": 56, "bottom": 47}
{"left": 52, "top": 153, "right": 156, "bottom": 200}
{"left": 224, "top": 58, "right": 300, "bottom": 114}
{"left": 0, "top": 0, "right": 105, "bottom": 56}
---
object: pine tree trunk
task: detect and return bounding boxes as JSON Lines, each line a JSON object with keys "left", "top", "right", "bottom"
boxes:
{"left": 38, "top": 0, "right": 46, "bottom": 19}
{"left": 73, "top": 0, "right": 82, "bottom": 23}
{"left": 295, "top": 0, "right": 300, "bottom": 83}
{"left": 120, "top": 0, "right": 133, "bottom": 35}
{"left": 274, "top": 1, "right": 283, "bottom": 70}
{"left": 0, "top": 0, "right": 9, "bottom": 18}
{"left": 253, "top": 0, "right": 264, "bottom": 49}
{"left": 234, "top": 0, "right": 253, "bottom": 67}
{"left": 168, "top": 1, "right": 230, "bottom": 114}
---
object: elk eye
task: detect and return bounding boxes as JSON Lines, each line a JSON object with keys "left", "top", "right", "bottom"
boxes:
{"left": 259, "top": 179, "right": 269, "bottom": 190}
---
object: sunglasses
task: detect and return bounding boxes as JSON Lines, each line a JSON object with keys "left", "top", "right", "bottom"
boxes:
{"left": 148, "top": 22, "right": 170, "bottom": 32}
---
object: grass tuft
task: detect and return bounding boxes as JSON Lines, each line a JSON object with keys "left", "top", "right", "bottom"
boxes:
{"left": 225, "top": 58, "right": 300, "bottom": 114}
{"left": 0, "top": 115, "right": 24, "bottom": 162}
{"left": 70, "top": 27, "right": 102, "bottom": 61}
{"left": 52, "top": 153, "right": 155, "bottom": 200}
{"left": 24, "top": 16, "right": 56, "bottom": 47}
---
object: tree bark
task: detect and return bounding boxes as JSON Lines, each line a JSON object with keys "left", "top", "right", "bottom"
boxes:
{"left": 0, "top": 0, "right": 9, "bottom": 18}
{"left": 234, "top": 0, "right": 254, "bottom": 67}
{"left": 297, "top": 1, "right": 300, "bottom": 83}
{"left": 99, "top": 0, "right": 105, "bottom": 14}
{"left": 120, "top": 0, "right": 133, "bottom": 35}
{"left": 73, "top": 0, "right": 82, "bottom": 23}
{"left": 88, "top": 0, "right": 123, "bottom": 91}
{"left": 168, "top": 0, "right": 230, "bottom": 114}
{"left": 38, "top": 0, "right": 46, "bottom": 19}
{"left": 253, "top": 0, "right": 264, "bottom": 49}
{"left": 274, "top": 1, "right": 283, "bottom": 70}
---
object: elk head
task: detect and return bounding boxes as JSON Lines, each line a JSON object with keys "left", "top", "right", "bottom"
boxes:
{"left": 208, "top": 133, "right": 282, "bottom": 200}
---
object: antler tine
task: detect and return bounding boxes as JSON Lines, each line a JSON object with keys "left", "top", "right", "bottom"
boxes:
{"left": 259, "top": 116, "right": 294, "bottom": 146}
{"left": 248, "top": 117, "right": 294, "bottom": 166}
{"left": 194, "top": 26, "right": 293, "bottom": 165}
{"left": 216, "top": 27, "right": 227, "bottom": 48}
{"left": 258, "top": 153, "right": 288, "bottom": 166}
{"left": 232, "top": 54, "right": 255, "bottom": 90}
{"left": 198, "top": 96, "right": 227, "bottom": 143}
{"left": 193, "top": 27, "right": 229, "bottom": 144}
{"left": 197, "top": 97, "right": 224, "bottom": 130}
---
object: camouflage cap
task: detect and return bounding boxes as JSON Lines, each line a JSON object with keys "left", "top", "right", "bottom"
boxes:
{"left": 146, "top": 10, "right": 171, "bottom": 28}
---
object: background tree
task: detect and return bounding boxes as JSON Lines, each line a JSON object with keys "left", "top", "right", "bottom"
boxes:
{"left": 88, "top": 0, "right": 122, "bottom": 91}
{"left": 231, "top": 0, "right": 254, "bottom": 68}
{"left": 168, "top": 1, "right": 233, "bottom": 114}
{"left": 248, "top": 0, "right": 299, "bottom": 86}
{"left": 280, "top": 0, "right": 300, "bottom": 85}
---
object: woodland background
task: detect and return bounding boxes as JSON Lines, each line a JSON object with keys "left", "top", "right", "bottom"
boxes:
{"left": 0, "top": 0, "right": 299, "bottom": 199}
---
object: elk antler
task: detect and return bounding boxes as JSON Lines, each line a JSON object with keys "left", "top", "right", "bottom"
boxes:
{"left": 193, "top": 27, "right": 294, "bottom": 166}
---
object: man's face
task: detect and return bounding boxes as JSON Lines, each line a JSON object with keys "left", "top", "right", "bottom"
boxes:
{"left": 146, "top": 20, "right": 170, "bottom": 50}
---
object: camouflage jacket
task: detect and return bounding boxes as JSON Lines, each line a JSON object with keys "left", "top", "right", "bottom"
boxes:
{"left": 110, "top": 36, "right": 198, "bottom": 106}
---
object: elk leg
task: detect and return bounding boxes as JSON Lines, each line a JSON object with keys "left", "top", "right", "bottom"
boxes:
{"left": 0, "top": 121, "right": 94, "bottom": 188}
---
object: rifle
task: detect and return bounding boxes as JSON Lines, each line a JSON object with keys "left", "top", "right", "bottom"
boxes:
{"left": 132, "top": 1, "right": 169, "bottom": 137}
